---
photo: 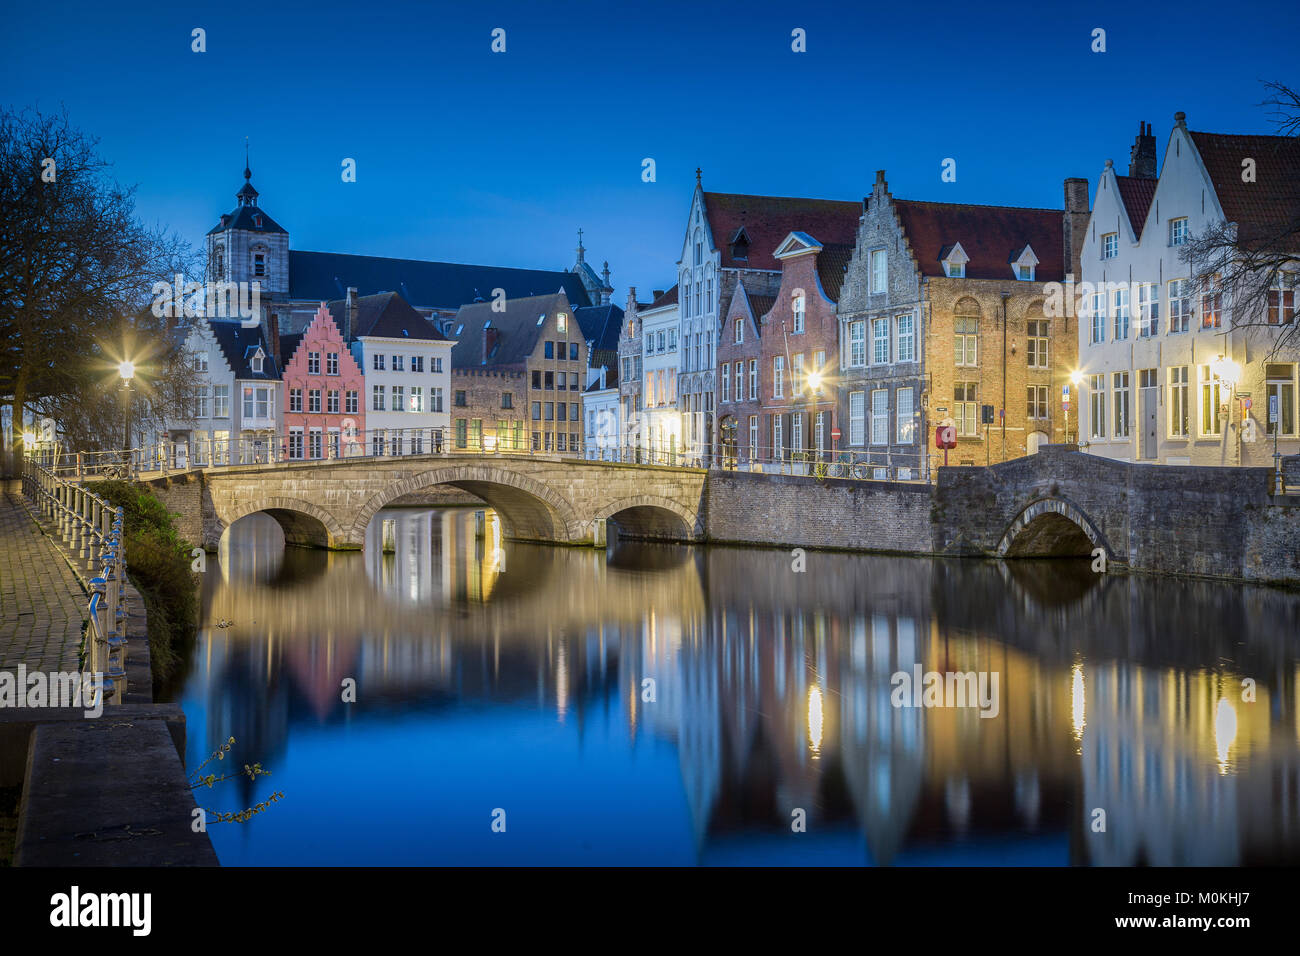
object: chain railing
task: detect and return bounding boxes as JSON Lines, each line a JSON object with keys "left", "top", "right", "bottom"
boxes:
{"left": 22, "top": 457, "right": 127, "bottom": 705}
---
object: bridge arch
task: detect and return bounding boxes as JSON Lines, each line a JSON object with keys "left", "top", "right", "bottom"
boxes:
{"left": 224, "top": 497, "right": 349, "bottom": 549}
{"left": 996, "top": 495, "right": 1113, "bottom": 559}
{"left": 350, "top": 465, "right": 582, "bottom": 544}
{"left": 594, "top": 494, "right": 699, "bottom": 542}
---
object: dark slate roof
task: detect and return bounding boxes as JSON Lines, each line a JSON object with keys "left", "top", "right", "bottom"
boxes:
{"left": 207, "top": 320, "right": 282, "bottom": 381}
{"left": 892, "top": 199, "right": 1065, "bottom": 282}
{"left": 325, "top": 292, "right": 447, "bottom": 341}
{"left": 574, "top": 304, "right": 625, "bottom": 356}
{"left": 748, "top": 295, "right": 775, "bottom": 322}
{"left": 816, "top": 242, "right": 855, "bottom": 302}
{"left": 1190, "top": 129, "right": 1300, "bottom": 250}
{"left": 647, "top": 285, "right": 679, "bottom": 310}
{"left": 1114, "top": 175, "right": 1158, "bottom": 239}
{"left": 584, "top": 363, "right": 619, "bottom": 392}
{"left": 703, "top": 192, "right": 863, "bottom": 271}
{"left": 289, "top": 250, "right": 592, "bottom": 312}
{"left": 206, "top": 204, "right": 288, "bottom": 236}
{"left": 449, "top": 292, "right": 570, "bottom": 370}
{"left": 279, "top": 331, "right": 306, "bottom": 369}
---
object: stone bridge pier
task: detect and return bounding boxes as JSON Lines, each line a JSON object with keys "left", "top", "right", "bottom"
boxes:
{"left": 143, "top": 454, "right": 708, "bottom": 551}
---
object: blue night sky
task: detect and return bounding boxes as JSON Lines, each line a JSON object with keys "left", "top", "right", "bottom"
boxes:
{"left": 4, "top": 0, "right": 1296, "bottom": 299}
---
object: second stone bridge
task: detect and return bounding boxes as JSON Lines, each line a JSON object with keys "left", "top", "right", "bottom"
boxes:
{"left": 153, "top": 454, "right": 709, "bottom": 550}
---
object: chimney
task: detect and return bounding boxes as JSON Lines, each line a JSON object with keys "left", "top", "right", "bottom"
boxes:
{"left": 483, "top": 326, "right": 500, "bottom": 364}
{"left": 1063, "top": 178, "right": 1091, "bottom": 279}
{"left": 266, "top": 311, "right": 281, "bottom": 368}
{"left": 601, "top": 261, "right": 612, "bottom": 306}
{"left": 1128, "top": 121, "right": 1157, "bottom": 179}
{"left": 346, "top": 287, "right": 359, "bottom": 342}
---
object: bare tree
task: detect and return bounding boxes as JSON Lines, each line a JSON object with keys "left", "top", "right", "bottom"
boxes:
{"left": 1181, "top": 81, "right": 1300, "bottom": 358}
{"left": 0, "top": 106, "right": 197, "bottom": 470}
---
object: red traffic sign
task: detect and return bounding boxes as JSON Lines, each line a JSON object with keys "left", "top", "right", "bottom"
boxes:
{"left": 830, "top": 427, "right": 842, "bottom": 441}
{"left": 935, "top": 425, "right": 957, "bottom": 449}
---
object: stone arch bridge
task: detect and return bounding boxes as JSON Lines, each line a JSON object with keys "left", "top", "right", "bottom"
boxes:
{"left": 143, "top": 454, "right": 708, "bottom": 550}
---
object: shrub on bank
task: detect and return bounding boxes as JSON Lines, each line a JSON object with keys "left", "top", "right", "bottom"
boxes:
{"left": 84, "top": 480, "right": 197, "bottom": 691}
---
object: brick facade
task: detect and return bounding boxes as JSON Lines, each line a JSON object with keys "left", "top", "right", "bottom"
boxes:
{"left": 715, "top": 282, "right": 765, "bottom": 464}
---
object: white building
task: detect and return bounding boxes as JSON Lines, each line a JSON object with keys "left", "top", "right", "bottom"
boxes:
{"left": 582, "top": 366, "right": 620, "bottom": 460}
{"left": 1077, "top": 115, "right": 1299, "bottom": 467}
{"left": 640, "top": 298, "right": 682, "bottom": 462}
{"left": 335, "top": 290, "right": 455, "bottom": 455}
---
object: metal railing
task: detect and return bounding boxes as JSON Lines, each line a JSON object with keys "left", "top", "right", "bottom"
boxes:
{"left": 22, "top": 458, "right": 127, "bottom": 705}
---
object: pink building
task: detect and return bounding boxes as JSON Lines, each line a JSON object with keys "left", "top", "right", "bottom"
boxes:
{"left": 279, "top": 303, "right": 366, "bottom": 458}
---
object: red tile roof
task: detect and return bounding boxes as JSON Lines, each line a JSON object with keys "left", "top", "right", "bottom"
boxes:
{"left": 892, "top": 200, "right": 1065, "bottom": 282}
{"left": 1114, "top": 175, "right": 1158, "bottom": 239}
{"left": 1190, "top": 130, "right": 1300, "bottom": 250}
{"left": 648, "top": 284, "right": 678, "bottom": 309}
{"left": 703, "top": 192, "right": 862, "bottom": 271}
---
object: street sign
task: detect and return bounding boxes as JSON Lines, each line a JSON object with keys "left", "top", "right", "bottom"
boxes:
{"left": 1061, "top": 385, "right": 1070, "bottom": 401}
{"left": 830, "top": 427, "right": 842, "bottom": 442}
{"left": 1270, "top": 394, "right": 1280, "bottom": 424}
{"left": 936, "top": 425, "right": 957, "bottom": 449}
{"left": 1242, "top": 397, "right": 1252, "bottom": 410}
{"left": 1062, "top": 401, "right": 1070, "bottom": 412}
{"left": 981, "top": 404, "right": 995, "bottom": 425}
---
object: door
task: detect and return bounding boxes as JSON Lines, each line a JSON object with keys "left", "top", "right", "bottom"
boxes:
{"left": 1140, "top": 380, "right": 1158, "bottom": 459}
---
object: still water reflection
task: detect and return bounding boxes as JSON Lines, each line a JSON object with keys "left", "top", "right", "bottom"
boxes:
{"left": 178, "top": 506, "right": 1300, "bottom": 866}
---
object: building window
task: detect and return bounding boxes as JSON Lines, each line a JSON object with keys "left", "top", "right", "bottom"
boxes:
{"left": 214, "top": 385, "right": 230, "bottom": 418}
{"left": 849, "top": 320, "right": 866, "bottom": 366}
{"left": 1028, "top": 385, "right": 1048, "bottom": 419}
{"left": 1113, "top": 372, "right": 1130, "bottom": 438}
{"left": 391, "top": 386, "right": 404, "bottom": 412}
{"left": 1113, "top": 286, "right": 1130, "bottom": 341}
{"left": 1168, "top": 279, "right": 1191, "bottom": 333}
{"left": 849, "top": 390, "right": 865, "bottom": 446}
{"left": 410, "top": 386, "right": 423, "bottom": 413}
{"left": 1137, "top": 283, "right": 1160, "bottom": 337}
{"left": 792, "top": 353, "right": 804, "bottom": 394}
{"left": 1026, "top": 320, "right": 1049, "bottom": 368}
{"left": 372, "top": 430, "right": 385, "bottom": 456}
{"left": 373, "top": 354, "right": 385, "bottom": 371}
{"left": 192, "top": 352, "right": 208, "bottom": 372}
{"left": 327, "top": 352, "right": 339, "bottom": 375}
{"left": 749, "top": 359, "right": 757, "bottom": 400}
{"left": 287, "top": 429, "right": 303, "bottom": 459}
{"left": 897, "top": 387, "right": 915, "bottom": 443}
{"left": 392, "top": 355, "right": 404, "bottom": 372}
{"left": 792, "top": 411, "right": 803, "bottom": 453}
{"left": 308, "top": 429, "right": 322, "bottom": 460}
{"left": 1268, "top": 272, "right": 1297, "bottom": 325}
{"left": 372, "top": 385, "right": 385, "bottom": 411}
{"left": 502, "top": 392, "right": 513, "bottom": 409}
{"left": 1018, "top": 264, "right": 1034, "bottom": 281}
{"left": 308, "top": 388, "right": 321, "bottom": 414}
{"left": 250, "top": 353, "right": 263, "bottom": 374}
{"left": 954, "top": 316, "right": 978, "bottom": 366}
{"left": 870, "top": 389, "right": 889, "bottom": 445}
{"left": 773, "top": 415, "right": 783, "bottom": 460}
{"left": 1102, "top": 233, "right": 1118, "bottom": 259}
{"left": 954, "top": 383, "right": 978, "bottom": 436}
{"left": 946, "top": 260, "right": 964, "bottom": 278}
{"left": 455, "top": 420, "right": 468, "bottom": 449}
{"left": 773, "top": 356, "right": 784, "bottom": 398}
{"left": 345, "top": 390, "right": 358, "bottom": 414}
{"left": 1169, "top": 217, "right": 1188, "bottom": 246}
{"left": 896, "top": 313, "right": 915, "bottom": 362}
{"left": 194, "top": 385, "right": 210, "bottom": 418}
{"left": 735, "top": 363, "right": 744, "bottom": 403}
{"left": 749, "top": 415, "right": 759, "bottom": 461}
{"left": 1089, "top": 374, "right": 1106, "bottom": 439}
{"left": 545, "top": 402, "right": 554, "bottom": 422}
{"left": 1201, "top": 275, "right": 1222, "bottom": 329}
{"left": 872, "top": 318, "right": 890, "bottom": 364}
{"left": 721, "top": 363, "right": 730, "bottom": 402}
{"left": 1089, "top": 292, "right": 1106, "bottom": 344}
{"left": 570, "top": 343, "right": 579, "bottom": 361}
{"left": 734, "top": 318, "right": 744, "bottom": 344}
{"left": 870, "top": 249, "right": 887, "bottom": 293}
{"left": 792, "top": 292, "right": 805, "bottom": 333}
{"left": 432, "top": 357, "right": 443, "bottom": 373}
{"left": 431, "top": 387, "right": 443, "bottom": 412}
{"left": 308, "top": 351, "right": 320, "bottom": 374}
{"left": 1200, "top": 365, "right": 1224, "bottom": 436}
{"left": 1266, "top": 364, "right": 1297, "bottom": 436}
{"left": 1168, "top": 366, "right": 1189, "bottom": 437}
{"left": 545, "top": 341, "right": 555, "bottom": 359}
{"left": 557, "top": 313, "right": 567, "bottom": 333}
{"left": 411, "top": 355, "right": 424, "bottom": 373}
{"left": 454, "top": 390, "right": 467, "bottom": 407}
{"left": 254, "top": 252, "right": 265, "bottom": 277}
{"left": 327, "top": 390, "right": 339, "bottom": 414}
{"left": 289, "top": 388, "right": 302, "bottom": 412}
{"left": 706, "top": 276, "right": 714, "bottom": 314}
{"left": 531, "top": 401, "right": 541, "bottom": 421}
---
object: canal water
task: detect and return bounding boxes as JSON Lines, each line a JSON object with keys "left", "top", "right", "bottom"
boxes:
{"left": 176, "top": 506, "right": 1300, "bottom": 866}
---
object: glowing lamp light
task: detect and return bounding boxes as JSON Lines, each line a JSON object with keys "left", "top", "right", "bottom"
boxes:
{"left": 118, "top": 360, "right": 135, "bottom": 381}
{"left": 1069, "top": 370, "right": 1084, "bottom": 387}
{"left": 1210, "top": 354, "right": 1241, "bottom": 390}
{"left": 807, "top": 370, "right": 824, "bottom": 391}
{"left": 482, "top": 434, "right": 497, "bottom": 452}
{"left": 22, "top": 429, "right": 36, "bottom": 446}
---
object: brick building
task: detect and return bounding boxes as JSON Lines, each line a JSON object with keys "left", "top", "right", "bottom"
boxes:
{"left": 449, "top": 291, "right": 589, "bottom": 454}
{"left": 716, "top": 281, "right": 770, "bottom": 465}
{"left": 279, "top": 302, "right": 365, "bottom": 459}
{"left": 837, "top": 171, "right": 1084, "bottom": 477}
{"left": 756, "top": 232, "right": 853, "bottom": 466}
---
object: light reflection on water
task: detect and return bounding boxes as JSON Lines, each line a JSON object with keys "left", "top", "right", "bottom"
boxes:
{"left": 179, "top": 506, "right": 1300, "bottom": 866}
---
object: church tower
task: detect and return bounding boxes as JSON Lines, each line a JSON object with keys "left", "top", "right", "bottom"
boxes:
{"left": 206, "top": 151, "right": 289, "bottom": 298}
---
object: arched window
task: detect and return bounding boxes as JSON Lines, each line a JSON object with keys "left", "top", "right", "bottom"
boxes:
{"left": 213, "top": 246, "right": 224, "bottom": 280}
{"left": 792, "top": 291, "right": 806, "bottom": 333}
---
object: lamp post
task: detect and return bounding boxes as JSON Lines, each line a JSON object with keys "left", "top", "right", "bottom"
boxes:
{"left": 805, "top": 370, "right": 824, "bottom": 474}
{"left": 1068, "top": 370, "right": 1084, "bottom": 444}
{"left": 1210, "top": 353, "right": 1242, "bottom": 465}
{"left": 118, "top": 360, "right": 135, "bottom": 467}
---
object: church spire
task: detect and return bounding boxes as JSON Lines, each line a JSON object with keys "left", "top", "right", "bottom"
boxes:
{"left": 237, "top": 139, "right": 259, "bottom": 207}
{"left": 575, "top": 227, "right": 585, "bottom": 265}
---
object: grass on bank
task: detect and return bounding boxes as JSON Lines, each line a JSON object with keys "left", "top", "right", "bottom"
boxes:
{"left": 84, "top": 480, "right": 197, "bottom": 693}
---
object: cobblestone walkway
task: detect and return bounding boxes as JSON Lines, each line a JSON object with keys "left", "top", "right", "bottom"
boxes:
{"left": 0, "top": 480, "right": 84, "bottom": 673}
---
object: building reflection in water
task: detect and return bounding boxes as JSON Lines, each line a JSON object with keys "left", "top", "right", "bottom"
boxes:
{"left": 184, "top": 506, "right": 1300, "bottom": 866}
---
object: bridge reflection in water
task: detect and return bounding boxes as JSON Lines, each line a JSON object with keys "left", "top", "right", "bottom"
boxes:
{"left": 183, "top": 507, "right": 1300, "bottom": 866}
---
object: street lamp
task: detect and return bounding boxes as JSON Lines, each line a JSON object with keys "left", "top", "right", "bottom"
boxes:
{"left": 1068, "top": 370, "right": 1084, "bottom": 444}
{"left": 118, "top": 360, "right": 135, "bottom": 463}
{"left": 804, "top": 370, "right": 825, "bottom": 472}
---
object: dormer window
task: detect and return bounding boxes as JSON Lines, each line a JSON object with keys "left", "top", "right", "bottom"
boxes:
{"left": 941, "top": 242, "right": 969, "bottom": 279}
{"left": 730, "top": 229, "right": 750, "bottom": 262}
{"left": 1012, "top": 245, "right": 1039, "bottom": 282}
{"left": 557, "top": 312, "right": 567, "bottom": 333}
{"left": 251, "top": 349, "right": 264, "bottom": 374}
{"left": 253, "top": 215, "right": 263, "bottom": 228}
